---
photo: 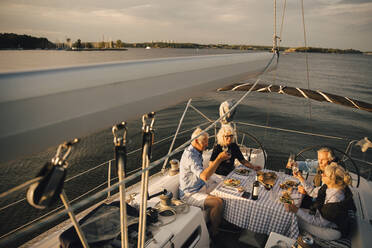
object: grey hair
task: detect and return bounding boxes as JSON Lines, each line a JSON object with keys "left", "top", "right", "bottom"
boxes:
{"left": 325, "top": 162, "right": 352, "bottom": 187}
{"left": 191, "top": 127, "right": 209, "bottom": 142}
{"left": 217, "top": 124, "right": 235, "bottom": 146}
{"left": 317, "top": 147, "right": 335, "bottom": 161}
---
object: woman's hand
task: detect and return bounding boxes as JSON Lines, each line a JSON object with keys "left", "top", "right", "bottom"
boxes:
{"left": 284, "top": 203, "right": 298, "bottom": 213}
{"left": 292, "top": 170, "right": 304, "bottom": 182}
{"left": 217, "top": 150, "right": 231, "bottom": 162}
{"left": 297, "top": 185, "right": 307, "bottom": 195}
{"left": 286, "top": 161, "right": 295, "bottom": 169}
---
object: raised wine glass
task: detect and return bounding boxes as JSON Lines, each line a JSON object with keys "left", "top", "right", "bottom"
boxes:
{"left": 222, "top": 145, "right": 231, "bottom": 163}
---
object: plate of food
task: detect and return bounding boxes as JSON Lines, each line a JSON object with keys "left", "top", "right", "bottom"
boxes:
{"left": 257, "top": 171, "right": 277, "bottom": 187}
{"left": 223, "top": 178, "right": 241, "bottom": 187}
{"left": 234, "top": 168, "right": 250, "bottom": 176}
{"left": 280, "top": 180, "right": 299, "bottom": 190}
{"left": 279, "top": 192, "right": 294, "bottom": 204}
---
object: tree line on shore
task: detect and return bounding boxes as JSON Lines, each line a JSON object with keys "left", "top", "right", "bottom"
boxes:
{"left": 0, "top": 33, "right": 55, "bottom": 49}
{"left": 284, "top": 47, "right": 362, "bottom": 54}
{"left": 0, "top": 33, "right": 365, "bottom": 54}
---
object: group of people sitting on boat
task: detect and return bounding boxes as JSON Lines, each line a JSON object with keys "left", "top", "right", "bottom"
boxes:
{"left": 178, "top": 125, "right": 356, "bottom": 242}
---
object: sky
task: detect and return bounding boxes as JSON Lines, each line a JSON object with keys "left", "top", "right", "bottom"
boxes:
{"left": 0, "top": 0, "right": 371, "bottom": 51}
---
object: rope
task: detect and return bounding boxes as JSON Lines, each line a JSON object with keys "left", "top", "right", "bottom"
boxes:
{"left": 189, "top": 104, "right": 214, "bottom": 123}
{"left": 300, "top": 0, "right": 312, "bottom": 130}
{"left": 0, "top": 177, "right": 42, "bottom": 199}
{"left": 235, "top": 121, "right": 349, "bottom": 141}
{"left": 162, "top": 101, "right": 215, "bottom": 172}
{"left": 161, "top": 99, "right": 192, "bottom": 172}
{"left": 266, "top": 0, "right": 283, "bottom": 147}
{"left": 0, "top": 179, "right": 108, "bottom": 240}
{"left": 0, "top": 122, "right": 210, "bottom": 214}
{"left": 152, "top": 199, "right": 189, "bottom": 227}
{"left": 279, "top": 0, "right": 287, "bottom": 48}
{"left": 152, "top": 208, "right": 177, "bottom": 227}
{"left": 273, "top": 0, "right": 277, "bottom": 51}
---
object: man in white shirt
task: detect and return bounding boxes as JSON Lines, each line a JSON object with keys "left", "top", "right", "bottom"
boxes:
{"left": 179, "top": 127, "right": 230, "bottom": 236}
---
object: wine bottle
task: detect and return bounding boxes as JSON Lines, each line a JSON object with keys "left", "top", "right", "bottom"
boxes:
{"left": 251, "top": 175, "right": 259, "bottom": 200}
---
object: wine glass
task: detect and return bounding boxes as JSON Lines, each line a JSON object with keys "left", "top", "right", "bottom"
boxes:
{"left": 287, "top": 153, "right": 295, "bottom": 167}
{"left": 222, "top": 145, "right": 228, "bottom": 152}
{"left": 222, "top": 145, "right": 231, "bottom": 163}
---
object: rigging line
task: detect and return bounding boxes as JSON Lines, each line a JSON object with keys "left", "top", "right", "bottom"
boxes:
{"left": 235, "top": 121, "right": 349, "bottom": 141}
{"left": 279, "top": 0, "right": 287, "bottom": 47}
{"left": 0, "top": 176, "right": 42, "bottom": 199}
{"left": 0, "top": 180, "right": 109, "bottom": 240}
{"left": 0, "top": 122, "right": 211, "bottom": 212}
{"left": 65, "top": 160, "right": 113, "bottom": 183}
{"left": 300, "top": 0, "right": 312, "bottom": 128}
{"left": 162, "top": 99, "right": 192, "bottom": 172}
{"left": 0, "top": 198, "right": 24, "bottom": 212}
{"left": 0, "top": 160, "right": 115, "bottom": 211}
{"left": 144, "top": 53, "right": 277, "bottom": 171}
{"left": 265, "top": 0, "right": 279, "bottom": 146}
{"left": 352, "top": 157, "right": 372, "bottom": 167}
{"left": 190, "top": 53, "right": 277, "bottom": 146}
{"left": 146, "top": 53, "right": 276, "bottom": 169}
{"left": 1, "top": 159, "right": 112, "bottom": 202}
{"left": 0, "top": 167, "right": 118, "bottom": 213}
{"left": 274, "top": 0, "right": 277, "bottom": 51}
{"left": 189, "top": 104, "right": 214, "bottom": 123}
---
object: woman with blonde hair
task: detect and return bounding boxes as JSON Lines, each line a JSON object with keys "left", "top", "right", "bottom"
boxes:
{"left": 209, "top": 124, "right": 261, "bottom": 176}
{"left": 285, "top": 162, "right": 356, "bottom": 240}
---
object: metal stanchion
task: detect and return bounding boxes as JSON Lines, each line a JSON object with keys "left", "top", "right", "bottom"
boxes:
{"left": 112, "top": 122, "right": 129, "bottom": 248}
{"left": 138, "top": 112, "right": 155, "bottom": 248}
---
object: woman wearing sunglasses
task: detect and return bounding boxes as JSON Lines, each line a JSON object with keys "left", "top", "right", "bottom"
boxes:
{"left": 285, "top": 162, "right": 356, "bottom": 240}
{"left": 209, "top": 124, "right": 261, "bottom": 176}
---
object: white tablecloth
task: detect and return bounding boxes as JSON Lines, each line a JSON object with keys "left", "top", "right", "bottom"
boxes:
{"left": 211, "top": 168, "right": 301, "bottom": 239}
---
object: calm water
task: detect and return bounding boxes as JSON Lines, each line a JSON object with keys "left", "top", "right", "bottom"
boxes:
{"left": 0, "top": 49, "right": 371, "bottom": 244}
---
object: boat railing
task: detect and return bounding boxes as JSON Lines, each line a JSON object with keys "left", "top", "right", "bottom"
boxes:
{"left": 235, "top": 121, "right": 372, "bottom": 181}
{"left": 0, "top": 100, "right": 370, "bottom": 247}
{"left": 0, "top": 118, "right": 213, "bottom": 246}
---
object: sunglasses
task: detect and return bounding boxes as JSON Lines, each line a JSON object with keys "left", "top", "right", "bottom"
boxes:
{"left": 224, "top": 134, "right": 233, "bottom": 138}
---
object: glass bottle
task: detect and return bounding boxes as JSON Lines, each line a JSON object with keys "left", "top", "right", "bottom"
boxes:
{"left": 251, "top": 175, "right": 259, "bottom": 200}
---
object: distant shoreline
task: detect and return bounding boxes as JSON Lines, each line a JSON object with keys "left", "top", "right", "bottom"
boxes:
{"left": 1, "top": 33, "right": 369, "bottom": 54}
{"left": 1, "top": 46, "right": 370, "bottom": 55}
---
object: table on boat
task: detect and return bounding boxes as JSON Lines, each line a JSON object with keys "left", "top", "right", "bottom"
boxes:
{"left": 211, "top": 168, "right": 302, "bottom": 239}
